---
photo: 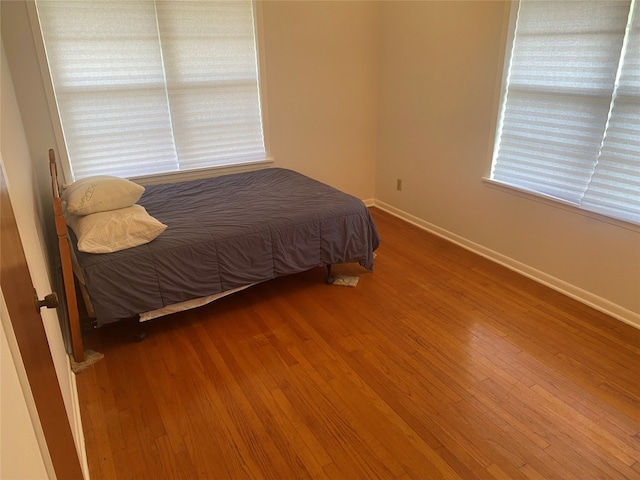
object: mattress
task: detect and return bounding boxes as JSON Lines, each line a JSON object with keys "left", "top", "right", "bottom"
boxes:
{"left": 70, "top": 168, "right": 380, "bottom": 325}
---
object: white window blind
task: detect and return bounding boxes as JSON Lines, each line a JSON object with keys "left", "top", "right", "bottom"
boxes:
{"left": 491, "top": 0, "right": 640, "bottom": 225}
{"left": 581, "top": 4, "right": 640, "bottom": 221}
{"left": 35, "top": 0, "right": 265, "bottom": 181}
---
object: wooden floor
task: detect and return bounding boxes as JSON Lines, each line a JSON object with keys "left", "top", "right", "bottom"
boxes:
{"left": 77, "top": 208, "right": 640, "bottom": 480}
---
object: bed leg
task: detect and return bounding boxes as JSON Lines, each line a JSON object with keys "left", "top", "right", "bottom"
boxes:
{"left": 134, "top": 327, "right": 147, "bottom": 342}
{"left": 325, "top": 264, "right": 336, "bottom": 284}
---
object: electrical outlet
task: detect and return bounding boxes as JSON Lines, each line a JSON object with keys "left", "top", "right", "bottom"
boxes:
{"left": 396, "top": 178, "right": 402, "bottom": 191}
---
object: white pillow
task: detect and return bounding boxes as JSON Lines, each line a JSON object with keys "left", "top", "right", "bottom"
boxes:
{"left": 66, "top": 205, "right": 167, "bottom": 254}
{"left": 62, "top": 175, "right": 145, "bottom": 216}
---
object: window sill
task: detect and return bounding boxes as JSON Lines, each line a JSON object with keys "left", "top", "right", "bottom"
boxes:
{"left": 482, "top": 177, "right": 640, "bottom": 233}
{"left": 129, "top": 158, "right": 275, "bottom": 186}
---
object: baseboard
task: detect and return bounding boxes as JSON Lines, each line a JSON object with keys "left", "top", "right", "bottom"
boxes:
{"left": 373, "top": 200, "right": 640, "bottom": 330}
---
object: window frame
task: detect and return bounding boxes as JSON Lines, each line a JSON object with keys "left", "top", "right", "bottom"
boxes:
{"left": 484, "top": 0, "right": 639, "bottom": 231}
{"left": 27, "top": 0, "right": 272, "bottom": 187}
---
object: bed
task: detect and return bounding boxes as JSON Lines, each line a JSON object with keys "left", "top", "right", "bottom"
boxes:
{"left": 50, "top": 150, "right": 380, "bottom": 363}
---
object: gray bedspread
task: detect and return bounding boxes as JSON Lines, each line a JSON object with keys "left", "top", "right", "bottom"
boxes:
{"left": 72, "top": 168, "right": 380, "bottom": 325}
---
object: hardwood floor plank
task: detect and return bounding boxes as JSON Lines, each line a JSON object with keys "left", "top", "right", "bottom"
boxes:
{"left": 75, "top": 365, "right": 118, "bottom": 480}
{"left": 77, "top": 208, "right": 640, "bottom": 479}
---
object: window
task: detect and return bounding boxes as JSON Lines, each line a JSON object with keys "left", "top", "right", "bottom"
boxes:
{"left": 490, "top": 0, "right": 639, "bottom": 225}
{"left": 35, "top": 0, "right": 266, "bottom": 181}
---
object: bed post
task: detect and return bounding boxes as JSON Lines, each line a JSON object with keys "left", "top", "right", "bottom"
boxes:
{"left": 50, "top": 149, "right": 84, "bottom": 363}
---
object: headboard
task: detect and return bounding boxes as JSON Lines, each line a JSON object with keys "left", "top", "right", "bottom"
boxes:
{"left": 50, "top": 149, "right": 84, "bottom": 363}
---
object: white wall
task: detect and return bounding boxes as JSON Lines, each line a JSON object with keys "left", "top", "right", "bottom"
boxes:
{"left": 375, "top": 1, "right": 640, "bottom": 324}
{"left": 260, "top": 1, "right": 378, "bottom": 200}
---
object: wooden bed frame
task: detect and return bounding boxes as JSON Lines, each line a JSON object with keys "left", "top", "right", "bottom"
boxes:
{"left": 50, "top": 149, "right": 84, "bottom": 363}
